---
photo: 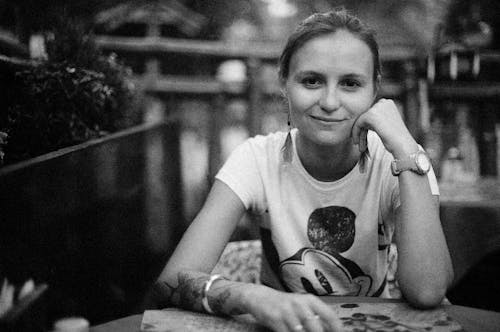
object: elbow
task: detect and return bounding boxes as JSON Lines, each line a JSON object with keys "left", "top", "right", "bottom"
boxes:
{"left": 404, "top": 284, "right": 448, "bottom": 309}
{"left": 407, "top": 289, "right": 446, "bottom": 309}
{"left": 401, "top": 274, "right": 452, "bottom": 309}
{"left": 400, "top": 262, "right": 455, "bottom": 309}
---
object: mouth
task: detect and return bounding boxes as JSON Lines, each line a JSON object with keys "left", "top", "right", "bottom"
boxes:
{"left": 309, "top": 115, "right": 347, "bottom": 123}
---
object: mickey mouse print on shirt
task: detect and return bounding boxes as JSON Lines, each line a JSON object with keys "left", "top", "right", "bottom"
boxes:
{"left": 279, "top": 206, "right": 376, "bottom": 296}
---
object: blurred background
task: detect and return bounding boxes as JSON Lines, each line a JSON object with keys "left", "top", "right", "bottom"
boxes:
{"left": 1, "top": 0, "right": 500, "bottom": 329}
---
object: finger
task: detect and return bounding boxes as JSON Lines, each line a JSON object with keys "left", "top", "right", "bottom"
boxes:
{"left": 309, "top": 301, "right": 343, "bottom": 332}
{"left": 359, "top": 129, "right": 367, "bottom": 153}
{"left": 290, "top": 322, "right": 305, "bottom": 332}
{"left": 302, "top": 313, "right": 324, "bottom": 332}
{"left": 272, "top": 304, "right": 304, "bottom": 332}
{"left": 286, "top": 314, "right": 306, "bottom": 332}
{"left": 267, "top": 319, "right": 289, "bottom": 332}
{"left": 286, "top": 298, "right": 321, "bottom": 332}
{"left": 351, "top": 121, "right": 361, "bottom": 145}
{"left": 351, "top": 113, "right": 367, "bottom": 145}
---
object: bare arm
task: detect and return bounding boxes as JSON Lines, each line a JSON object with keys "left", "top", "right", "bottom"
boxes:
{"left": 148, "top": 179, "right": 341, "bottom": 331}
{"left": 152, "top": 179, "right": 246, "bottom": 310}
{"left": 149, "top": 180, "right": 254, "bottom": 316}
{"left": 394, "top": 172, "right": 454, "bottom": 308}
{"left": 352, "top": 99, "right": 454, "bottom": 308}
{"left": 151, "top": 269, "right": 249, "bottom": 315}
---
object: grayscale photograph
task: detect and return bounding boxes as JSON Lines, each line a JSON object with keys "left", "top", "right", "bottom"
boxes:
{"left": 0, "top": 1, "right": 499, "bottom": 331}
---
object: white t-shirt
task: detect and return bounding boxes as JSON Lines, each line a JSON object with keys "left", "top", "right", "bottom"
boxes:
{"left": 216, "top": 129, "right": 439, "bottom": 298}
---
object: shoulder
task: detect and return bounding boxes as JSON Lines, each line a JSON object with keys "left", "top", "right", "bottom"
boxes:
{"left": 248, "top": 131, "right": 288, "bottom": 145}
{"left": 245, "top": 130, "right": 288, "bottom": 154}
{"left": 225, "top": 131, "right": 287, "bottom": 167}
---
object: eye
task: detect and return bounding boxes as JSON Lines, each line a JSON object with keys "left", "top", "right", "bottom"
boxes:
{"left": 340, "top": 78, "right": 361, "bottom": 90}
{"left": 301, "top": 77, "right": 322, "bottom": 88}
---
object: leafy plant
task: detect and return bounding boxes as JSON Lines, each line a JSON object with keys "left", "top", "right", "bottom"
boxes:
{"left": 0, "top": 17, "right": 143, "bottom": 165}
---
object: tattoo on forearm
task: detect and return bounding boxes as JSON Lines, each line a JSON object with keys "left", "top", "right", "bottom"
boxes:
{"left": 210, "top": 289, "right": 231, "bottom": 314}
{"left": 166, "top": 272, "right": 246, "bottom": 316}
{"left": 209, "top": 284, "right": 246, "bottom": 316}
{"left": 172, "top": 272, "right": 207, "bottom": 311}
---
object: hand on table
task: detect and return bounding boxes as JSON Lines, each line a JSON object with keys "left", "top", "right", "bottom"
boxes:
{"left": 245, "top": 287, "right": 342, "bottom": 332}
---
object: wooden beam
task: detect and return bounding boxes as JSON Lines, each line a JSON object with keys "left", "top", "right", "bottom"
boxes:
{"left": 95, "top": 36, "right": 282, "bottom": 59}
{"left": 134, "top": 75, "right": 247, "bottom": 95}
{"left": 0, "top": 29, "right": 29, "bottom": 57}
{"left": 430, "top": 83, "right": 500, "bottom": 99}
{"left": 0, "top": 54, "right": 37, "bottom": 70}
{"left": 95, "top": 36, "right": 419, "bottom": 62}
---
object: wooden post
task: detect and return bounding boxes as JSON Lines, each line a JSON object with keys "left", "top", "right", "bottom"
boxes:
{"left": 145, "top": 23, "right": 161, "bottom": 82}
{"left": 208, "top": 94, "right": 225, "bottom": 180}
{"left": 474, "top": 103, "right": 498, "bottom": 176}
{"left": 247, "top": 57, "right": 262, "bottom": 137}
{"left": 402, "top": 60, "right": 422, "bottom": 141}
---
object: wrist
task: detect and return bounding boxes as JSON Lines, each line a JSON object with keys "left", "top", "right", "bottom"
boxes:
{"left": 391, "top": 141, "right": 419, "bottom": 159}
{"left": 239, "top": 283, "right": 271, "bottom": 314}
{"left": 203, "top": 275, "right": 226, "bottom": 314}
{"left": 206, "top": 278, "right": 255, "bottom": 316}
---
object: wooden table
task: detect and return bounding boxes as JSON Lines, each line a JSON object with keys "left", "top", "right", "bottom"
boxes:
{"left": 90, "top": 296, "right": 500, "bottom": 332}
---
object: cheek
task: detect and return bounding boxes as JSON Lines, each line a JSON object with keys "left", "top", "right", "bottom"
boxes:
{"left": 287, "top": 88, "right": 317, "bottom": 112}
{"left": 343, "top": 94, "right": 374, "bottom": 116}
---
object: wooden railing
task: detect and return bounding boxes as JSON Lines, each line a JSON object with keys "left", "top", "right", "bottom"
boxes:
{"left": 94, "top": 36, "right": 415, "bottom": 175}
{"left": 95, "top": 35, "right": 410, "bottom": 97}
{"left": 94, "top": 35, "right": 500, "bottom": 179}
{"left": 3, "top": 35, "right": 498, "bottom": 177}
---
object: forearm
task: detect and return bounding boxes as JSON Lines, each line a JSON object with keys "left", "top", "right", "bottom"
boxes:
{"left": 154, "top": 270, "right": 258, "bottom": 316}
{"left": 353, "top": 99, "right": 453, "bottom": 306}
{"left": 153, "top": 270, "right": 342, "bottom": 332}
{"left": 396, "top": 171, "right": 454, "bottom": 306}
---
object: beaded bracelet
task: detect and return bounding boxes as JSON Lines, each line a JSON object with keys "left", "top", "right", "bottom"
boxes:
{"left": 201, "top": 274, "right": 225, "bottom": 314}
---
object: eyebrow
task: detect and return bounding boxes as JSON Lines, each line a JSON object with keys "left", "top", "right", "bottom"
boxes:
{"left": 293, "top": 70, "right": 322, "bottom": 77}
{"left": 339, "top": 73, "right": 368, "bottom": 81}
{"left": 293, "top": 70, "right": 368, "bottom": 81}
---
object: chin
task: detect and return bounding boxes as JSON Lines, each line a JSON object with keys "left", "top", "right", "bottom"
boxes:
{"left": 312, "top": 131, "right": 350, "bottom": 147}
{"left": 297, "top": 127, "right": 352, "bottom": 148}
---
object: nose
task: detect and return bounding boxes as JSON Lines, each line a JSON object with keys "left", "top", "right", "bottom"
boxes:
{"left": 318, "top": 86, "right": 340, "bottom": 112}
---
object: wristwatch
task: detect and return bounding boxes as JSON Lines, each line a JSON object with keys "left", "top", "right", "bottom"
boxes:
{"left": 391, "top": 150, "right": 431, "bottom": 176}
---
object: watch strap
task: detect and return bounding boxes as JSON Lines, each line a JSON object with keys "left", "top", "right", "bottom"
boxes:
{"left": 391, "top": 150, "right": 430, "bottom": 176}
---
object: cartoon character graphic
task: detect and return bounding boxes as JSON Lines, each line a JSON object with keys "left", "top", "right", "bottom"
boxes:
{"left": 280, "top": 206, "right": 373, "bottom": 296}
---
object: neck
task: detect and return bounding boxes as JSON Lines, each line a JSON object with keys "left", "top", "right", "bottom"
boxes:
{"left": 295, "top": 133, "right": 360, "bottom": 182}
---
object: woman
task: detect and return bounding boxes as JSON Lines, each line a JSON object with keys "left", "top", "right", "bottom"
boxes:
{"left": 149, "top": 9, "right": 454, "bottom": 332}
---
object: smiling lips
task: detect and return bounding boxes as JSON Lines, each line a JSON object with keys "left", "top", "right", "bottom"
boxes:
{"left": 310, "top": 115, "right": 348, "bottom": 123}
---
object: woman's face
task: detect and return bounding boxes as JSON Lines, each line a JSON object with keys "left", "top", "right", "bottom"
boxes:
{"left": 285, "top": 30, "right": 377, "bottom": 148}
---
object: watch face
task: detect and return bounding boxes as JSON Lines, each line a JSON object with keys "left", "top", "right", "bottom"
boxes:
{"left": 416, "top": 153, "right": 431, "bottom": 172}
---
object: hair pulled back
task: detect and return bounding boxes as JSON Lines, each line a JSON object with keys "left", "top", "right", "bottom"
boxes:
{"left": 278, "top": 9, "right": 381, "bottom": 83}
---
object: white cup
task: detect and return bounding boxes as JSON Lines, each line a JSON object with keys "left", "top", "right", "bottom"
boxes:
{"left": 53, "top": 317, "right": 89, "bottom": 332}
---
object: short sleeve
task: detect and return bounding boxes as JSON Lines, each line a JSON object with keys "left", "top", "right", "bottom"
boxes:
{"left": 215, "top": 140, "right": 266, "bottom": 212}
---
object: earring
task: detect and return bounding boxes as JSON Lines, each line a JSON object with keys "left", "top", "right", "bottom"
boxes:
{"left": 282, "top": 112, "right": 293, "bottom": 163}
